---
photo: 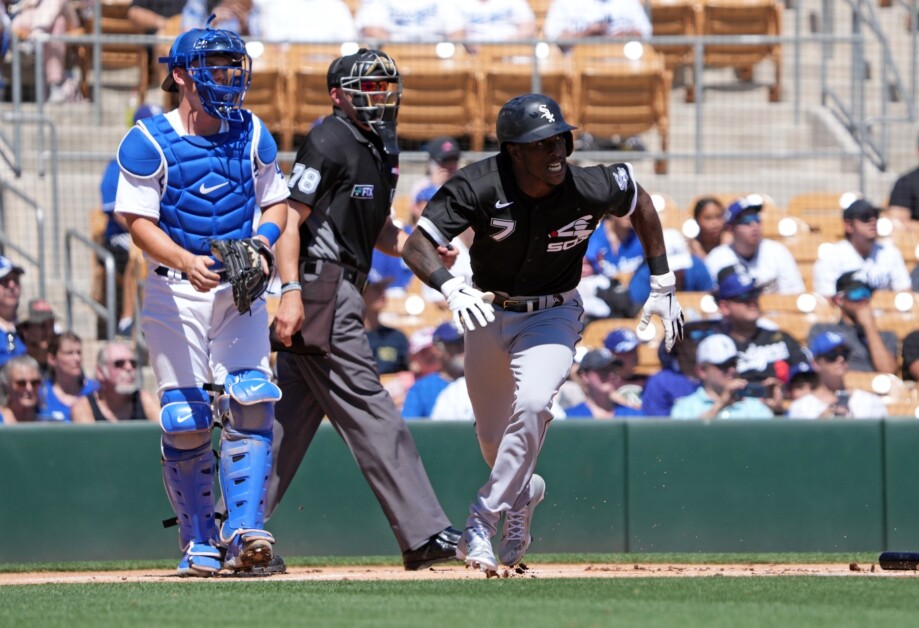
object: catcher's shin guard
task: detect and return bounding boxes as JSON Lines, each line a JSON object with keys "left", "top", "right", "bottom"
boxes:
{"left": 162, "top": 442, "right": 222, "bottom": 575}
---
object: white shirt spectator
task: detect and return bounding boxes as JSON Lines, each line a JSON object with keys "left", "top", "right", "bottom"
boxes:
{"left": 811, "top": 239, "right": 912, "bottom": 297}
{"left": 460, "top": 0, "right": 535, "bottom": 42}
{"left": 787, "top": 389, "right": 888, "bottom": 419}
{"left": 430, "top": 376, "right": 474, "bottom": 420}
{"left": 355, "top": 0, "right": 465, "bottom": 41}
{"left": 543, "top": 0, "right": 651, "bottom": 41}
{"left": 705, "top": 239, "right": 805, "bottom": 294}
{"left": 254, "top": 0, "right": 358, "bottom": 42}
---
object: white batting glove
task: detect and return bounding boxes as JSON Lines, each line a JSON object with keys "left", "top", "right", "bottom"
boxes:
{"left": 440, "top": 276, "right": 496, "bottom": 334}
{"left": 638, "top": 271, "right": 685, "bottom": 352}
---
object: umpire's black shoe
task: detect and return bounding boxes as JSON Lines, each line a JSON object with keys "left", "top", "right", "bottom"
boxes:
{"left": 402, "top": 526, "right": 461, "bottom": 571}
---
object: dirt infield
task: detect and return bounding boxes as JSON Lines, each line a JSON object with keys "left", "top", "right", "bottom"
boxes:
{"left": 2, "top": 562, "right": 918, "bottom": 585}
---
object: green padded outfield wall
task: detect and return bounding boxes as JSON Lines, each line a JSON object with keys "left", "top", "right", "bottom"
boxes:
{"left": 0, "top": 420, "right": 916, "bottom": 563}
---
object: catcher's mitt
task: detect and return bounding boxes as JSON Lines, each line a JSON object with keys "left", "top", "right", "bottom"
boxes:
{"left": 210, "top": 238, "right": 274, "bottom": 314}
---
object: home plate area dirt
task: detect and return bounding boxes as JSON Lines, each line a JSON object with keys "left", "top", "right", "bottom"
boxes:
{"left": 1, "top": 562, "right": 917, "bottom": 585}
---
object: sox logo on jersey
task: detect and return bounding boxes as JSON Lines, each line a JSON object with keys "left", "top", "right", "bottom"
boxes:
{"left": 547, "top": 215, "right": 593, "bottom": 251}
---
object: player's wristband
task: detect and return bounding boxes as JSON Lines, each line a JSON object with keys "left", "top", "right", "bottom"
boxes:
{"left": 280, "top": 281, "right": 302, "bottom": 295}
{"left": 647, "top": 254, "right": 670, "bottom": 276}
{"left": 256, "top": 222, "right": 282, "bottom": 247}
{"left": 430, "top": 268, "right": 455, "bottom": 291}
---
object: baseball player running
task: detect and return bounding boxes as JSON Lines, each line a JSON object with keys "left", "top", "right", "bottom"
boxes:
{"left": 402, "top": 94, "right": 684, "bottom": 573}
{"left": 269, "top": 49, "right": 461, "bottom": 571}
{"left": 115, "top": 16, "right": 289, "bottom": 576}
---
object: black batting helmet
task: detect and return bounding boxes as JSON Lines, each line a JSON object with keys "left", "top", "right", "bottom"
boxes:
{"left": 496, "top": 93, "right": 576, "bottom": 156}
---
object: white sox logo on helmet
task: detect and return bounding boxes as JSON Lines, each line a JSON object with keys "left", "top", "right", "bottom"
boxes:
{"left": 538, "top": 104, "right": 555, "bottom": 123}
{"left": 547, "top": 215, "right": 593, "bottom": 251}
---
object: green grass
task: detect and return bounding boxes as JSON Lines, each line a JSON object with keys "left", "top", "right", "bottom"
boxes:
{"left": 2, "top": 577, "right": 919, "bottom": 628}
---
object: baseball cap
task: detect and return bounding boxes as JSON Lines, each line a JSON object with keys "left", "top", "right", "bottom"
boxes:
{"left": 133, "top": 103, "right": 164, "bottom": 124}
{"left": 788, "top": 360, "right": 816, "bottom": 383}
{"left": 23, "top": 298, "right": 54, "bottom": 325}
{"left": 724, "top": 195, "right": 764, "bottom": 225}
{"left": 715, "top": 266, "right": 760, "bottom": 301}
{"left": 604, "top": 328, "right": 639, "bottom": 354}
{"left": 408, "top": 327, "right": 435, "bottom": 355}
{"left": 809, "top": 331, "right": 849, "bottom": 359}
{"left": 578, "top": 348, "right": 621, "bottom": 372}
{"left": 427, "top": 136, "right": 461, "bottom": 163}
{"left": 834, "top": 270, "right": 872, "bottom": 302}
{"left": 433, "top": 321, "right": 462, "bottom": 344}
{"left": 842, "top": 198, "right": 880, "bottom": 221}
{"left": 0, "top": 256, "right": 24, "bottom": 279}
{"left": 663, "top": 228, "right": 692, "bottom": 272}
{"left": 696, "top": 333, "right": 737, "bottom": 366}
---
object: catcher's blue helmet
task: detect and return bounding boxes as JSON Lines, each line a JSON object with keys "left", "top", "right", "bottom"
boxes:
{"left": 496, "top": 93, "right": 576, "bottom": 155}
{"left": 159, "top": 14, "right": 251, "bottom": 122}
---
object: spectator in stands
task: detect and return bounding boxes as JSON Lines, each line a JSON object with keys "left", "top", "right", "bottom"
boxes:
{"left": 587, "top": 214, "right": 645, "bottom": 279}
{"left": 8, "top": 0, "right": 81, "bottom": 103}
{"left": 565, "top": 347, "right": 643, "bottom": 418}
{"left": 576, "top": 247, "right": 633, "bottom": 323}
{"left": 687, "top": 196, "right": 730, "bottom": 259}
{"left": 807, "top": 270, "right": 898, "bottom": 374}
{"left": 543, "top": 0, "right": 651, "bottom": 42}
{"left": 786, "top": 359, "right": 818, "bottom": 402}
{"left": 409, "top": 136, "right": 462, "bottom": 224}
{"left": 628, "top": 228, "right": 713, "bottom": 313}
{"left": 403, "top": 322, "right": 464, "bottom": 419}
{"left": 428, "top": 323, "right": 473, "bottom": 421}
{"left": 99, "top": 103, "right": 163, "bottom": 339}
{"left": 17, "top": 298, "right": 55, "bottom": 377}
{"left": 684, "top": 266, "right": 806, "bottom": 414}
{"left": 640, "top": 341, "right": 698, "bottom": 417}
{"left": 603, "top": 327, "right": 644, "bottom": 387}
{"left": 787, "top": 332, "right": 887, "bottom": 419}
{"left": 670, "top": 333, "right": 774, "bottom": 420}
{"left": 355, "top": 0, "right": 464, "bottom": 42}
{"left": 812, "top": 198, "right": 911, "bottom": 297}
{"left": 0, "top": 256, "right": 27, "bottom": 369}
{"left": 705, "top": 195, "right": 804, "bottom": 294}
{"left": 902, "top": 329, "right": 919, "bottom": 382}
{"left": 0, "top": 354, "right": 44, "bottom": 423}
{"left": 182, "top": 0, "right": 256, "bottom": 35}
{"left": 887, "top": 132, "right": 919, "bottom": 226}
{"left": 254, "top": 0, "right": 357, "bottom": 42}
{"left": 460, "top": 0, "right": 535, "bottom": 43}
{"left": 39, "top": 331, "right": 98, "bottom": 423}
{"left": 71, "top": 341, "right": 157, "bottom": 423}
{"left": 127, "top": 0, "right": 188, "bottom": 33}
{"left": 364, "top": 269, "right": 410, "bottom": 375}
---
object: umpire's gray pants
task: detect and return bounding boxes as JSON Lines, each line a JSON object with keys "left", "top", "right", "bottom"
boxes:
{"left": 266, "top": 281, "right": 451, "bottom": 552}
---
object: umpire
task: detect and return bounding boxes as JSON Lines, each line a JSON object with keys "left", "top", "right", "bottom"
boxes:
{"left": 269, "top": 48, "right": 460, "bottom": 570}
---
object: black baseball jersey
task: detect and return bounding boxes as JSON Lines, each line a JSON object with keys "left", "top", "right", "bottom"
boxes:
{"left": 888, "top": 166, "right": 919, "bottom": 220}
{"left": 287, "top": 111, "right": 398, "bottom": 273}
{"left": 417, "top": 154, "right": 638, "bottom": 295}
{"left": 684, "top": 320, "right": 807, "bottom": 382}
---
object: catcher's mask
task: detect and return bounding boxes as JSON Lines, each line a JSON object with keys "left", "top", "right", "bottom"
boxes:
{"left": 159, "top": 14, "right": 252, "bottom": 123}
{"left": 329, "top": 48, "right": 402, "bottom": 149}
{"left": 496, "top": 93, "right": 576, "bottom": 156}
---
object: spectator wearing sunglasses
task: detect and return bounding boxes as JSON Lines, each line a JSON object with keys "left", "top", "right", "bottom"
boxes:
{"left": 0, "top": 256, "right": 27, "bottom": 369}
{"left": 0, "top": 354, "right": 45, "bottom": 424}
{"left": 671, "top": 334, "right": 774, "bottom": 420}
{"left": 807, "top": 270, "right": 898, "bottom": 374}
{"left": 683, "top": 266, "right": 807, "bottom": 414}
{"left": 705, "top": 195, "right": 804, "bottom": 294}
{"left": 812, "top": 199, "right": 911, "bottom": 297}
{"left": 787, "top": 332, "right": 887, "bottom": 419}
{"left": 71, "top": 341, "right": 157, "bottom": 423}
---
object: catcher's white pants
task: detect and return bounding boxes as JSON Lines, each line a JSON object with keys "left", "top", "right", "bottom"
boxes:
{"left": 142, "top": 272, "right": 272, "bottom": 398}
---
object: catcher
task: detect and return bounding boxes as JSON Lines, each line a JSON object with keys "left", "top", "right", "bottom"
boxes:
{"left": 114, "top": 17, "right": 289, "bottom": 576}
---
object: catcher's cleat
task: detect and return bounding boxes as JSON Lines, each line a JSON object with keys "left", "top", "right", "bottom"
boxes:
{"left": 248, "top": 553, "right": 287, "bottom": 576}
{"left": 456, "top": 526, "right": 497, "bottom": 574}
{"left": 177, "top": 542, "right": 223, "bottom": 577}
{"left": 224, "top": 531, "right": 274, "bottom": 573}
{"left": 402, "top": 526, "right": 461, "bottom": 571}
{"left": 499, "top": 474, "right": 546, "bottom": 567}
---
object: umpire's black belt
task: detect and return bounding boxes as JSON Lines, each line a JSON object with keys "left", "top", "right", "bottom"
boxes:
{"left": 491, "top": 290, "right": 575, "bottom": 313}
{"left": 154, "top": 266, "right": 228, "bottom": 282}
{"left": 300, "top": 259, "right": 369, "bottom": 293}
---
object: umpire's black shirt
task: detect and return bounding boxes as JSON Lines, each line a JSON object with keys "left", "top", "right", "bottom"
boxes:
{"left": 417, "top": 154, "right": 639, "bottom": 296}
{"left": 287, "top": 110, "right": 398, "bottom": 272}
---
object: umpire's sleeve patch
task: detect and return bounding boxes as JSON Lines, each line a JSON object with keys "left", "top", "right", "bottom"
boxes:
{"left": 117, "top": 126, "right": 164, "bottom": 179}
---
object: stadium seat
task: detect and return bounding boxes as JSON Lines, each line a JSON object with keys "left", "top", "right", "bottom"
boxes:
{"left": 649, "top": 0, "right": 703, "bottom": 100}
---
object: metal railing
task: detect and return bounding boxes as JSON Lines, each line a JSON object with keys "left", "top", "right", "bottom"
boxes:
{"left": 64, "top": 229, "right": 115, "bottom": 340}
{"left": 0, "top": 177, "right": 45, "bottom": 297}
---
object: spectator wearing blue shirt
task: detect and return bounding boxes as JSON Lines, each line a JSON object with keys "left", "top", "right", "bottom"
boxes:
{"left": 565, "top": 348, "right": 644, "bottom": 418}
{"left": 364, "top": 270, "right": 410, "bottom": 375}
{"left": 586, "top": 215, "right": 646, "bottom": 278}
{"left": 640, "top": 341, "right": 699, "bottom": 417}
{"left": 0, "top": 256, "right": 26, "bottom": 369}
{"left": 39, "top": 331, "right": 99, "bottom": 423}
{"left": 628, "top": 229, "right": 713, "bottom": 309}
{"left": 403, "top": 323, "right": 465, "bottom": 419}
{"left": 670, "top": 334, "right": 775, "bottom": 420}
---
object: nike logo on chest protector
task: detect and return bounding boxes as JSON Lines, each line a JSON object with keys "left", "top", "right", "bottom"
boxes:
{"left": 199, "top": 181, "right": 229, "bottom": 194}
